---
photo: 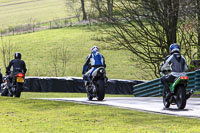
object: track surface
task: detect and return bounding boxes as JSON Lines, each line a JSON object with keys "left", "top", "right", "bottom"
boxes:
{"left": 37, "top": 97, "right": 200, "bottom": 118}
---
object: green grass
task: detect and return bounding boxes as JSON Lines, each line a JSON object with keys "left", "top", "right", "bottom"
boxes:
{"left": 0, "top": 0, "right": 73, "bottom": 27}
{"left": 0, "top": 93, "right": 200, "bottom": 133}
{"left": 21, "top": 92, "right": 134, "bottom": 99}
{"left": 0, "top": 25, "right": 152, "bottom": 80}
{"left": 0, "top": 0, "right": 94, "bottom": 28}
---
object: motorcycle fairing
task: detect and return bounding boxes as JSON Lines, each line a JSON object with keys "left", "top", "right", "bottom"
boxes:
{"left": 169, "top": 76, "right": 189, "bottom": 92}
{"left": 91, "top": 67, "right": 105, "bottom": 78}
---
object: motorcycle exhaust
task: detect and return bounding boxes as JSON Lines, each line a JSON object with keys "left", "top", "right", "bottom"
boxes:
{"left": 186, "top": 89, "right": 194, "bottom": 100}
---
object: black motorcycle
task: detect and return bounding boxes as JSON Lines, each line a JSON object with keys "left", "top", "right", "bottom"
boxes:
{"left": 1, "top": 76, "right": 8, "bottom": 96}
{"left": 1, "top": 72, "right": 25, "bottom": 98}
{"left": 85, "top": 67, "right": 107, "bottom": 101}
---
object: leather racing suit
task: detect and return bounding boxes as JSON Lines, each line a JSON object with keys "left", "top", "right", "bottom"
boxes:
{"left": 160, "top": 52, "right": 188, "bottom": 94}
{"left": 6, "top": 59, "right": 27, "bottom": 88}
{"left": 82, "top": 51, "right": 106, "bottom": 81}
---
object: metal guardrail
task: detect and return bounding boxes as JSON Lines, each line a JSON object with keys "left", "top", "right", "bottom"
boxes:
{"left": 133, "top": 69, "right": 200, "bottom": 97}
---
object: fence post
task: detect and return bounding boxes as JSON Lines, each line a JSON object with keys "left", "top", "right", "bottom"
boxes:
{"left": 50, "top": 21, "right": 52, "bottom": 29}
{"left": 32, "top": 24, "right": 35, "bottom": 32}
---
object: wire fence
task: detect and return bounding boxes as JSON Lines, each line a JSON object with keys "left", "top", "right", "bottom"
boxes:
{"left": 0, "top": 17, "right": 98, "bottom": 36}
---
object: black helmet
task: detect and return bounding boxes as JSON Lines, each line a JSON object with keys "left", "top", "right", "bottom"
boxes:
{"left": 14, "top": 52, "right": 21, "bottom": 59}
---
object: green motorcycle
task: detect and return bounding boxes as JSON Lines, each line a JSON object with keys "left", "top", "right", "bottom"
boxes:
{"left": 163, "top": 76, "right": 193, "bottom": 109}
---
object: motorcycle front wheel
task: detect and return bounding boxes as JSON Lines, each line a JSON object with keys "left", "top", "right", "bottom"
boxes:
{"left": 163, "top": 90, "right": 170, "bottom": 108}
{"left": 176, "top": 86, "right": 186, "bottom": 109}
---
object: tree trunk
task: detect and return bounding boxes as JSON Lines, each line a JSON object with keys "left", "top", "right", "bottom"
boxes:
{"left": 96, "top": 0, "right": 102, "bottom": 18}
{"left": 164, "top": 0, "right": 179, "bottom": 46}
{"left": 197, "top": 0, "right": 200, "bottom": 57}
{"left": 107, "top": 0, "right": 113, "bottom": 17}
{"left": 81, "top": 0, "right": 87, "bottom": 20}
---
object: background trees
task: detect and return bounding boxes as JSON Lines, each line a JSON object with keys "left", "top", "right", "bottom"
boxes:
{"left": 81, "top": 0, "right": 87, "bottom": 20}
{"left": 66, "top": 0, "right": 114, "bottom": 20}
{"left": 100, "top": 0, "right": 199, "bottom": 77}
{"left": 65, "top": 0, "right": 200, "bottom": 78}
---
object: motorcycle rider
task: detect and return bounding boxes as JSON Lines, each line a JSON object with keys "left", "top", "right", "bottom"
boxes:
{"left": 6, "top": 52, "right": 27, "bottom": 89}
{"left": 160, "top": 43, "right": 188, "bottom": 100}
{"left": 82, "top": 46, "right": 106, "bottom": 84}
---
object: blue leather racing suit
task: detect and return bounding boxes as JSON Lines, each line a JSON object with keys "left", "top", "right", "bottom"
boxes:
{"left": 82, "top": 51, "right": 106, "bottom": 81}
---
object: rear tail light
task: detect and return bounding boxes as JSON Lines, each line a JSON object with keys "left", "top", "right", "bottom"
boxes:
{"left": 16, "top": 73, "right": 24, "bottom": 78}
{"left": 180, "top": 76, "right": 189, "bottom": 80}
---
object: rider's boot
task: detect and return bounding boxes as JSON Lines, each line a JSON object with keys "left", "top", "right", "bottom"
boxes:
{"left": 186, "top": 89, "right": 194, "bottom": 99}
{"left": 165, "top": 88, "right": 171, "bottom": 101}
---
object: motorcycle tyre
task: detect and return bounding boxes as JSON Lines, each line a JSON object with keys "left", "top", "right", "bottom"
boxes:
{"left": 15, "top": 83, "right": 22, "bottom": 98}
{"left": 96, "top": 80, "right": 105, "bottom": 101}
{"left": 163, "top": 90, "right": 170, "bottom": 108}
{"left": 176, "top": 86, "right": 186, "bottom": 109}
{"left": 87, "top": 93, "right": 93, "bottom": 101}
{"left": 1, "top": 89, "right": 8, "bottom": 96}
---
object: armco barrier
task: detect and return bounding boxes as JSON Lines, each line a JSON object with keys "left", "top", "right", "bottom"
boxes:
{"left": 23, "top": 77, "right": 144, "bottom": 94}
{"left": 133, "top": 69, "right": 200, "bottom": 97}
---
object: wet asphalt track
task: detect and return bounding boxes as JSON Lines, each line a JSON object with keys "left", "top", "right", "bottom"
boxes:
{"left": 36, "top": 97, "right": 200, "bottom": 118}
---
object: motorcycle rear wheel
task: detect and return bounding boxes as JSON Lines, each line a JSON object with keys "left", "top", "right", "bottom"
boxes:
{"left": 96, "top": 80, "right": 105, "bottom": 101}
{"left": 176, "top": 86, "right": 186, "bottom": 109}
{"left": 15, "top": 83, "right": 22, "bottom": 98}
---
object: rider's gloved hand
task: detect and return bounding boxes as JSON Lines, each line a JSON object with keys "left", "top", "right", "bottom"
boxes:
{"left": 6, "top": 71, "right": 9, "bottom": 75}
{"left": 83, "top": 75, "right": 87, "bottom": 81}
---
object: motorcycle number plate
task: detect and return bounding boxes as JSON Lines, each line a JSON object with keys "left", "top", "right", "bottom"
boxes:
{"left": 17, "top": 77, "right": 24, "bottom": 83}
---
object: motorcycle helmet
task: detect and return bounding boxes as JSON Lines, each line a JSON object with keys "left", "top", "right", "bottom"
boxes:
{"left": 14, "top": 52, "right": 21, "bottom": 59}
{"left": 91, "top": 46, "right": 99, "bottom": 53}
{"left": 169, "top": 43, "right": 180, "bottom": 54}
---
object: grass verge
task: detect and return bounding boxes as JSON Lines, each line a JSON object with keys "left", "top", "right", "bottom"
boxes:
{"left": 0, "top": 93, "right": 200, "bottom": 133}
{"left": 0, "top": 0, "right": 69, "bottom": 27}
{"left": 20, "top": 92, "right": 134, "bottom": 99}
{"left": 0, "top": 25, "right": 151, "bottom": 80}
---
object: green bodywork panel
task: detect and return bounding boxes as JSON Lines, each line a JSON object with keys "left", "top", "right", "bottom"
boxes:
{"left": 169, "top": 77, "right": 188, "bottom": 93}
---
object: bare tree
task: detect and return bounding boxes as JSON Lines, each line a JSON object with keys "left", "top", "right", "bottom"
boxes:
{"left": 66, "top": 0, "right": 82, "bottom": 21}
{"left": 100, "top": 0, "right": 197, "bottom": 77}
{"left": 51, "top": 44, "right": 70, "bottom": 77}
{"left": 95, "top": 0, "right": 102, "bottom": 18}
{"left": 52, "top": 48, "right": 59, "bottom": 77}
{"left": 107, "top": 0, "right": 113, "bottom": 18}
{"left": 81, "top": 0, "right": 87, "bottom": 20}
{"left": 196, "top": 0, "right": 200, "bottom": 55}
{"left": 0, "top": 37, "right": 16, "bottom": 69}
{"left": 59, "top": 44, "right": 70, "bottom": 76}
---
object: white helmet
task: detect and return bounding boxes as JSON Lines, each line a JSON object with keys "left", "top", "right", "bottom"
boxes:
{"left": 169, "top": 43, "right": 180, "bottom": 54}
{"left": 91, "top": 46, "right": 99, "bottom": 53}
